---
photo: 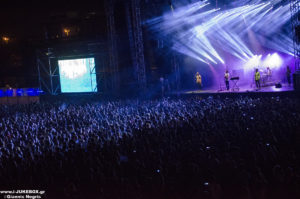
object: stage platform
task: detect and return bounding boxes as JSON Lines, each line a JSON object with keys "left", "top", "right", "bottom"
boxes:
{"left": 172, "top": 84, "right": 298, "bottom": 98}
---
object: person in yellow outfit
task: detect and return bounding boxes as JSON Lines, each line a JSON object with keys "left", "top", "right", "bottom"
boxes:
{"left": 255, "top": 69, "right": 261, "bottom": 89}
{"left": 195, "top": 72, "right": 202, "bottom": 89}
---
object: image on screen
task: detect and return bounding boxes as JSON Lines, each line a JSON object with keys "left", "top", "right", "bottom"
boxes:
{"left": 58, "top": 58, "right": 97, "bottom": 93}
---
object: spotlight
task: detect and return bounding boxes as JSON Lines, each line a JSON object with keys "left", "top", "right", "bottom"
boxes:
{"left": 263, "top": 53, "right": 282, "bottom": 69}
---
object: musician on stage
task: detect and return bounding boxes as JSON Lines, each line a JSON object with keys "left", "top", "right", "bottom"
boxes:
{"left": 224, "top": 70, "right": 230, "bottom": 91}
{"left": 286, "top": 66, "right": 292, "bottom": 86}
{"left": 195, "top": 72, "right": 202, "bottom": 89}
{"left": 255, "top": 69, "right": 261, "bottom": 89}
{"left": 266, "top": 67, "right": 272, "bottom": 81}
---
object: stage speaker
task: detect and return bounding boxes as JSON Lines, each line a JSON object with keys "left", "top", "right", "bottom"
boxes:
{"left": 275, "top": 83, "right": 282, "bottom": 88}
{"left": 293, "top": 72, "right": 300, "bottom": 91}
{"left": 296, "top": 26, "right": 300, "bottom": 44}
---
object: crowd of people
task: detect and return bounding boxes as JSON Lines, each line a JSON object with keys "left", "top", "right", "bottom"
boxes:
{"left": 0, "top": 95, "right": 299, "bottom": 199}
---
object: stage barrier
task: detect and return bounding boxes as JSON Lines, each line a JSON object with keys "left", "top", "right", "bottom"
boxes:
{"left": 0, "top": 88, "right": 41, "bottom": 105}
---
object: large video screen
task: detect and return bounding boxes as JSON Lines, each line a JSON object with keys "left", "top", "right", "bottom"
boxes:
{"left": 58, "top": 58, "right": 97, "bottom": 93}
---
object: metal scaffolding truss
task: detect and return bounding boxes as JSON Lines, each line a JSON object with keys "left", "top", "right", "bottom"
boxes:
{"left": 36, "top": 41, "right": 107, "bottom": 95}
{"left": 172, "top": 52, "right": 181, "bottom": 91}
{"left": 87, "top": 43, "right": 107, "bottom": 92}
{"left": 105, "top": 0, "right": 120, "bottom": 90}
{"left": 290, "top": 0, "right": 300, "bottom": 71}
{"left": 125, "top": 2, "right": 138, "bottom": 81}
{"left": 170, "top": 2, "right": 181, "bottom": 91}
{"left": 130, "top": 0, "right": 147, "bottom": 90}
{"left": 36, "top": 48, "right": 60, "bottom": 95}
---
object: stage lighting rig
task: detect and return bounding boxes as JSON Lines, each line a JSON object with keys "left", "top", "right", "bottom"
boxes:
{"left": 290, "top": 0, "right": 300, "bottom": 70}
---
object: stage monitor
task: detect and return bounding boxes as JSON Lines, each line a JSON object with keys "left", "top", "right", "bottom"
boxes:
{"left": 58, "top": 58, "right": 97, "bottom": 93}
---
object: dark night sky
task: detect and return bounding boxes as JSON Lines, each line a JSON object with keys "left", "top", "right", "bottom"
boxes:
{"left": 0, "top": 0, "right": 108, "bottom": 87}
{"left": 0, "top": 0, "right": 239, "bottom": 38}
{"left": 0, "top": 0, "right": 106, "bottom": 38}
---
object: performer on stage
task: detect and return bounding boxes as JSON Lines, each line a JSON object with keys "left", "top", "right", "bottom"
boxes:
{"left": 224, "top": 70, "right": 230, "bottom": 91}
{"left": 286, "top": 66, "right": 292, "bottom": 86}
{"left": 255, "top": 69, "right": 261, "bottom": 89}
{"left": 195, "top": 72, "right": 202, "bottom": 89}
{"left": 266, "top": 67, "right": 272, "bottom": 81}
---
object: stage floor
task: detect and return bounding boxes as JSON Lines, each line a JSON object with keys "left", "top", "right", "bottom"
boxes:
{"left": 181, "top": 84, "right": 294, "bottom": 95}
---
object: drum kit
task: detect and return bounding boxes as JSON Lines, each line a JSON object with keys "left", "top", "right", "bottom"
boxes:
{"left": 260, "top": 69, "right": 272, "bottom": 86}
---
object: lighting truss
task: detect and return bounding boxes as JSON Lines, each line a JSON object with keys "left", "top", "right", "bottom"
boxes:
{"left": 290, "top": 0, "right": 300, "bottom": 70}
{"left": 105, "top": 0, "right": 120, "bottom": 90}
{"left": 131, "top": 0, "right": 147, "bottom": 91}
{"left": 36, "top": 48, "right": 60, "bottom": 95}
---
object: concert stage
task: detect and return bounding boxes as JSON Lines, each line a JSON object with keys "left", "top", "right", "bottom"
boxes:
{"left": 176, "top": 84, "right": 297, "bottom": 97}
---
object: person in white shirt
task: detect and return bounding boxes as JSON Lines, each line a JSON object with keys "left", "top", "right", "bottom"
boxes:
{"left": 224, "top": 70, "right": 230, "bottom": 91}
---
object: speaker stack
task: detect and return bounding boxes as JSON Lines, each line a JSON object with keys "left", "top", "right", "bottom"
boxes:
{"left": 293, "top": 72, "right": 300, "bottom": 91}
